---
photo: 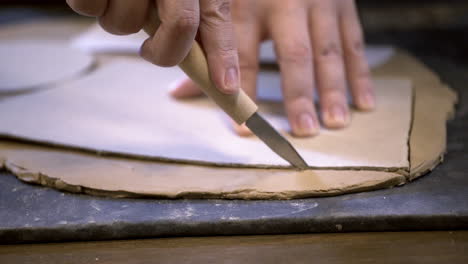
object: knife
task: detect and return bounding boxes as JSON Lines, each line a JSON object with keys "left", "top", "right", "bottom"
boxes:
{"left": 144, "top": 13, "right": 308, "bottom": 170}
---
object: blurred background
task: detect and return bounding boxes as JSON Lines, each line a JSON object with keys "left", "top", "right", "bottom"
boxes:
{"left": 0, "top": 0, "right": 467, "bottom": 65}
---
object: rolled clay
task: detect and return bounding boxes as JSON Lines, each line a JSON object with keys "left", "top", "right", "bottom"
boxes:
{"left": 0, "top": 51, "right": 457, "bottom": 199}
{"left": 0, "top": 18, "right": 457, "bottom": 199}
{"left": 0, "top": 59, "right": 413, "bottom": 170}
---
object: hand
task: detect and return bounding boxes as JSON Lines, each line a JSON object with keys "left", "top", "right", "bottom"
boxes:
{"left": 172, "top": 0, "right": 375, "bottom": 137}
{"left": 66, "top": 0, "right": 241, "bottom": 95}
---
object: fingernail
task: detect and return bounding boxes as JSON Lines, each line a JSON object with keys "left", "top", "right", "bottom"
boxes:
{"left": 326, "top": 105, "right": 349, "bottom": 128}
{"left": 223, "top": 67, "right": 239, "bottom": 94}
{"left": 296, "top": 113, "right": 319, "bottom": 136}
{"left": 360, "top": 92, "right": 375, "bottom": 110}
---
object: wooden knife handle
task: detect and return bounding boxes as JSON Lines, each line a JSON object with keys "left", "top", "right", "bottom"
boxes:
{"left": 143, "top": 10, "right": 258, "bottom": 124}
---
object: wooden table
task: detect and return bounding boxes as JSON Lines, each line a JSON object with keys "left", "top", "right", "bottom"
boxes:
{"left": 1, "top": 231, "right": 467, "bottom": 263}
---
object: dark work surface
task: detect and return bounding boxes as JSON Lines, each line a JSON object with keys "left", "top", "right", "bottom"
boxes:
{"left": 0, "top": 3, "right": 467, "bottom": 243}
{"left": 1, "top": 54, "right": 467, "bottom": 244}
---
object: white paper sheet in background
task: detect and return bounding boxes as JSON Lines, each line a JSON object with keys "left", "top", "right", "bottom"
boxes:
{"left": 70, "top": 23, "right": 394, "bottom": 68}
{"left": 0, "top": 40, "right": 94, "bottom": 93}
{"left": 0, "top": 59, "right": 412, "bottom": 168}
{"left": 70, "top": 24, "right": 396, "bottom": 106}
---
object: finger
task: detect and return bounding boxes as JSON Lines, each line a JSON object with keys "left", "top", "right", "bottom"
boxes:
{"left": 170, "top": 78, "right": 203, "bottom": 99}
{"left": 339, "top": 0, "right": 375, "bottom": 110}
{"left": 231, "top": 121, "right": 253, "bottom": 137}
{"left": 170, "top": 78, "right": 252, "bottom": 136}
{"left": 66, "top": 0, "right": 108, "bottom": 17}
{"left": 231, "top": 0, "right": 261, "bottom": 102}
{"left": 170, "top": 78, "right": 253, "bottom": 136}
{"left": 268, "top": 3, "right": 319, "bottom": 137}
{"left": 309, "top": 1, "right": 350, "bottom": 129}
{"left": 228, "top": 0, "right": 263, "bottom": 137}
{"left": 198, "top": 0, "right": 239, "bottom": 94}
{"left": 99, "top": 0, "right": 149, "bottom": 35}
{"left": 141, "top": 0, "right": 199, "bottom": 67}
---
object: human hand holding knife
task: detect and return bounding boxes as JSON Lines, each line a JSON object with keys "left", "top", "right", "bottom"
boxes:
{"left": 67, "top": 0, "right": 373, "bottom": 166}
{"left": 143, "top": 8, "right": 308, "bottom": 170}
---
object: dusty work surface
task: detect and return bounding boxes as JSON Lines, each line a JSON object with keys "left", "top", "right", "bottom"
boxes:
{"left": 0, "top": 14, "right": 467, "bottom": 242}
{"left": 1, "top": 143, "right": 467, "bottom": 244}
{"left": 1, "top": 54, "right": 467, "bottom": 243}
{"left": 1, "top": 56, "right": 468, "bottom": 243}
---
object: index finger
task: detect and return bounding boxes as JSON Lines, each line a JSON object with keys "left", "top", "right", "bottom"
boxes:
{"left": 199, "top": 0, "right": 240, "bottom": 94}
{"left": 309, "top": 1, "right": 350, "bottom": 129}
{"left": 268, "top": 4, "right": 319, "bottom": 137}
{"left": 141, "top": 0, "right": 200, "bottom": 67}
{"left": 339, "top": 0, "right": 375, "bottom": 110}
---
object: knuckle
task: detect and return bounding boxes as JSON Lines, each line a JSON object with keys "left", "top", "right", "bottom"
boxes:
{"left": 201, "top": 0, "right": 232, "bottom": 28}
{"left": 316, "top": 42, "right": 342, "bottom": 60}
{"left": 346, "top": 39, "right": 364, "bottom": 56}
{"left": 216, "top": 0, "right": 232, "bottom": 16}
{"left": 202, "top": 0, "right": 231, "bottom": 18}
{"left": 277, "top": 41, "right": 312, "bottom": 66}
{"left": 172, "top": 10, "right": 200, "bottom": 33}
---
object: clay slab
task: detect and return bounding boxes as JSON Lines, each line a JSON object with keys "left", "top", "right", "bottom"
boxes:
{"left": 0, "top": 51, "right": 458, "bottom": 200}
{"left": 0, "top": 59, "right": 412, "bottom": 169}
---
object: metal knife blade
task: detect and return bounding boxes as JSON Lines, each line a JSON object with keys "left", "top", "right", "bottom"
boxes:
{"left": 245, "top": 112, "right": 308, "bottom": 170}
